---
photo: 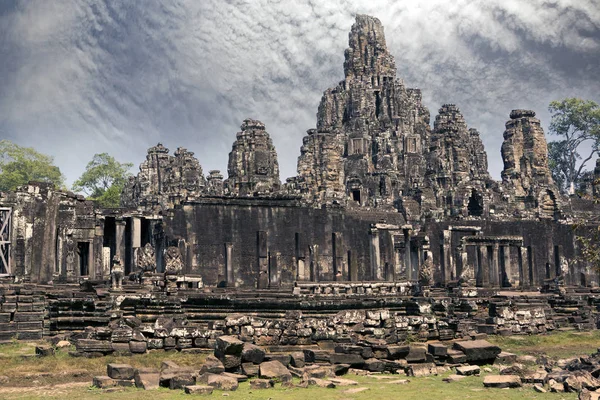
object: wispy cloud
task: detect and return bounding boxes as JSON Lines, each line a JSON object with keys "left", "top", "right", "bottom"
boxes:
{"left": 0, "top": 0, "right": 598, "bottom": 184}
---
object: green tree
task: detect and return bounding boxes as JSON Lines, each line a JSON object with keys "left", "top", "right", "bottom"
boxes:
{"left": 547, "top": 98, "right": 600, "bottom": 194}
{"left": 0, "top": 140, "right": 65, "bottom": 192}
{"left": 72, "top": 153, "right": 133, "bottom": 208}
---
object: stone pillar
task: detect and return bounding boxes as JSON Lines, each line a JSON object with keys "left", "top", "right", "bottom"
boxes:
{"left": 295, "top": 233, "right": 306, "bottom": 281}
{"left": 490, "top": 244, "right": 500, "bottom": 286}
{"left": 404, "top": 229, "right": 413, "bottom": 281}
{"left": 442, "top": 230, "right": 453, "bottom": 282}
{"left": 502, "top": 245, "right": 513, "bottom": 287}
{"left": 332, "top": 232, "right": 344, "bottom": 281}
{"left": 269, "top": 251, "right": 280, "bottom": 287}
{"left": 348, "top": 250, "right": 358, "bottom": 281}
{"left": 257, "top": 231, "right": 269, "bottom": 289}
{"left": 370, "top": 227, "right": 381, "bottom": 280}
{"left": 476, "top": 245, "right": 489, "bottom": 287}
{"left": 309, "top": 244, "right": 319, "bottom": 282}
{"left": 115, "top": 218, "right": 126, "bottom": 262}
{"left": 225, "top": 242, "right": 234, "bottom": 287}
{"left": 93, "top": 223, "right": 104, "bottom": 280}
{"left": 519, "top": 246, "right": 528, "bottom": 287}
{"left": 102, "top": 247, "right": 111, "bottom": 278}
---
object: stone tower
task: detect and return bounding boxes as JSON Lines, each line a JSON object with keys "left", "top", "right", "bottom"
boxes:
{"left": 427, "top": 104, "right": 492, "bottom": 216}
{"left": 227, "top": 119, "right": 281, "bottom": 196}
{"left": 501, "top": 110, "right": 560, "bottom": 218}
{"left": 296, "top": 14, "right": 431, "bottom": 209}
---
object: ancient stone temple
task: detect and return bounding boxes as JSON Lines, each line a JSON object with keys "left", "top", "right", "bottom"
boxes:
{"left": 1, "top": 13, "right": 600, "bottom": 352}
{"left": 296, "top": 14, "right": 432, "bottom": 211}
{"left": 1, "top": 14, "right": 599, "bottom": 293}
{"left": 226, "top": 119, "right": 281, "bottom": 196}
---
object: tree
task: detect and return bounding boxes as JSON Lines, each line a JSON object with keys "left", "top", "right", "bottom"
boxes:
{"left": 72, "top": 153, "right": 133, "bottom": 208}
{"left": 0, "top": 140, "right": 65, "bottom": 192}
{"left": 547, "top": 98, "right": 600, "bottom": 194}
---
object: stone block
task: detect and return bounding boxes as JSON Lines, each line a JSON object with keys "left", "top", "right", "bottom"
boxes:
{"left": 456, "top": 365, "right": 480, "bottom": 376}
{"left": 242, "top": 362, "right": 259, "bottom": 377}
{"left": 199, "top": 355, "right": 225, "bottom": 374}
{"left": 93, "top": 375, "right": 115, "bottom": 388}
{"left": 250, "top": 378, "right": 274, "bottom": 389}
{"left": 184, "top": 385, "right": 214, "bottom": 395}
{"left": 129, "top": 341, "right": 147, "bottom": 354}
{"left": 215, "top": 335, "right": 244, "bottom": 357}
{"left": 241, "top": 343, "right": 266, "bottom": 364}
{"left": 453, "top": 340, "right": 501, "bottom": 363}
{"left": 259, "top": 360, "right": 292, "bottom": 383}
{"left": 483, "top": 375, "right": 522, "bottom": 388}
{"left": 107, "top": 364, "right": 135, "bottom": 380}
{"left": 197, "top": 373, "right": 239, "bottom": 391}
{"left": 428, "top": 343, "right": 447, "bottom": 357}
{"left": 169, "top": 373, "right": 196, "bottom": 390}
{"left": 134, "top": 368, "right": 160, "bottom": 390}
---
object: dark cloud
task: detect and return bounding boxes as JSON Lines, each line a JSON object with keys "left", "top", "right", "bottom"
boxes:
{"left": 0, "top": 0, "right": 599, "bottom": 185}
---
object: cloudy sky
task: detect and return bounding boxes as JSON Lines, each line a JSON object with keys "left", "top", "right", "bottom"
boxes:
{"left": 1, "top": 0, "right": 599, "bottom": 187}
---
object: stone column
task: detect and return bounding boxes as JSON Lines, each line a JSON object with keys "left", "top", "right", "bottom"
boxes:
{"left": 309, "top": 244, "right": 319, "bottom": 282}
{"left": 295, "top": 233, "right": 306, "bottom": 281}
{"left": 93, "top": 223, "right": 104, "bottom": 280}
{"left": 502, "top": 245, "right": 512, "bottom": 286}
{"left": 404, "top": 229, "right": 413, "bottom": 281}
{"left": 115, "top": 218, "right": 126, "bottom": 264}
{"left": 332, "top": 232, "right": 344, "bottom": 281}
{"left": 519, "top": 246, "right": 528, "bottom": 287}
{"left": 490, "top": 244, "right": 500, "bottom": 287}
{"left": 370, "top": 227, "right": 381, "bottom": 280}
{"left": 442, "top": 230, "right": 453, "bottom": 283}
{"left": 269, "top": 251, "right": 280, "bottom": 287}
{"left": 257, "top": 231, "right": 269, "bottom": 289}
{"left": 225, "top": 242, "right": 234, "bottom": 287}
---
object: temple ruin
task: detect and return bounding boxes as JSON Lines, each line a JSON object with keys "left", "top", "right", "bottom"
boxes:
{"left": 0, "top": 15, "right": 599, "bottom": 349}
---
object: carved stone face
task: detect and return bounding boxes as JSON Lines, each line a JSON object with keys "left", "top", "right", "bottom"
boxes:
{"left": 254, "top": 150, "right": 270, "bottom": 175}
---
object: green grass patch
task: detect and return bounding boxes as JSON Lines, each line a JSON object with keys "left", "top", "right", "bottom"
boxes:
{"left": 488, "top": 330, "right": 600, "bottom": 359}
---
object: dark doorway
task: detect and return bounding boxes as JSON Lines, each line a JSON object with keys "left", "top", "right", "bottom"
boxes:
{"left": 352, "top": 190, "right": 361, "bottom": 204}
{"left": 467, "top": 189, "right": 483, "bottom": 216}
{"left": 77, "top": 242, "right": 90, "bottom": 277}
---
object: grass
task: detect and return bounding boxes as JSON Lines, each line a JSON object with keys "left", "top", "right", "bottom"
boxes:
{"left": 488, "top": 330, "right": 600, "bottom": 359}
{"left": 0, "top": 330, "right": 597, "bottom": 399}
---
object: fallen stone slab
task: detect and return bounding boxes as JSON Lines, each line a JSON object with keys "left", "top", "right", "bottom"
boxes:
{"left": 454, "top": 340, "right": 501, "bottom": 363}
{"left": 456, "top": 365, "right": 480, "bottom": 376}
{"left": 170, "top": 373, "right": 196, "bottom": 390}
{"left": 533, "top": 384, "right": 546, "bottom": 393}
{"left": 428, "top": 343, "right": 447, "bottom": 357}
{"left": 290, "top": 351, "right": 305, "bottom": 368}
{"left": 579, "top": 390, "right": 600, "bottom": 400}
{"left": 35, "top": 345, "right": 55, "bottom": 357}
{"left": 329, "top": 353, "right": 365, "bottom": 367}
{"left": 198, "top": 373, "right": 239, "bottom": 391}
{"left": 199, "top": 355, "right": 225, "bottom": 374}
{"left": 241, "top": 343, "right": 266, "bottom": 364}
{"left": 364, "top": 358, "right": 386, "bottom": 373}
{"left": 407, "top": 363, "right": 437, "bottom": 377}
{"left": 93, "top": 376, "right": 116, "bottom": 389}
{"left": 495, "top": 351, "right": 517, "bottom": 364}
{"left": 249, "top": 379, "right": 274, "bottom": 389}
{"left": 443, "top": 374, "right": 467, "bottom": 383}
{"left": 134, "top": 368, "right": 160, "bottom": 390}
{"left": 215, "top": 335, "right": 244, "bottom": 357}
{"left": 222, "top": 372, "right": 248, "bottom": 382}
{"left": 184, "top": 385, "right": 214, "bottom": 395}
{"left": 307, "top": 377, "right": 336, "bottom": 388}
{"left": 483, "top": 375, "right": 522, "bottom": 388}
{"left": 161, "top": 361, "right": 180, "bottom": 370}
{"left": 259, "top": 360, "right": 292, "bottom": 383}
{"left": 329, "top": 377, "right": 358, "bottom": 386}
{"left": 107, "top": 364, "right": 135, "bottom": 380}
{"left": 242, "top": 362, "right": 259, "bottom": 377}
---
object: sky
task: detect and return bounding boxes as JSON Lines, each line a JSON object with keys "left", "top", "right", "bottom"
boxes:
{"left": 1, "top": 0, "right": 599, "bottom": 187}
